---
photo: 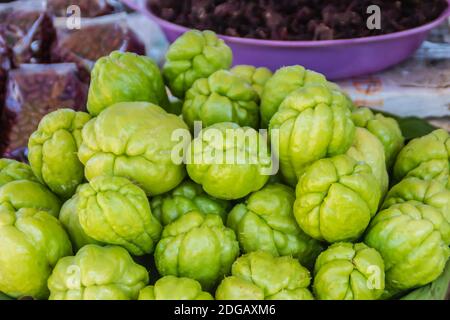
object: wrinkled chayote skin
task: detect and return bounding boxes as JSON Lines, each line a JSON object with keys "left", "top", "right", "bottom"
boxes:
{"left": 187, "top": 122, "right": 271, "bottom": 200}
{"left": 230, "top": 65, "right": 272, "bottom": 98}
{"left": 393, "top": 129, "right": 449, "bottom": 188}
{"left": 151, "top": 180, "right": 230, "bottom": 226}
{"left": 227, "top": 183, "right": 323, "bottom": 269}
{"left": 346, "top": 127, "right": 389, "bottom": 196}
{"left": 0, "top": 208, "right": 72, "bottom": 299}
{"left": 87, "top": 51, "right": 169, "bottom": 116}
{"left": 260, "top": 65, "right": 332, "bottom": 128}
{"left": 163, "top": 30, "right": 233, "bottom": 99}
{"left": 138, "top": 276, "right": 213, "bottom": 300}
{"left": 76, "top": 176, "right": 162, "bottom": 256}
{"left": 294, "top": 154, "right": 381, "bottom": 243}
{"left": 183, "top": 70, "right": 260, "bottom": 130}
{"left": 269, "top": 85, "right": 355, "bottom": 186}
{"left": 215, "top": 251, "right": 314, "bottom": 300}
{"left": 48, "top": 245, "right": 149, "bottom": 300}
{"left": 0, "top": 180, "right": 61, "bottom": 217}
{"left": 78, "top": 102, "right": 190, "bottom": 196}
{"left": 0, "top": 158, "right": 37, "bottom": 187}
{"left": 155, "top": 211, "right": 239, "bottom": 290}
{"left": 28, "top": 109, "right": 91, "bottom": 199}
{"left": 365, "top": 201, "right": 450, "bottom": 291}
{"left": 59, "top": 195, "right": 101, "bottom": 252}
{"left": 352, "top": 107, "right": 404, "bottom": 168}
{"left": 313, "top": 242, "right": 385, "bottom": 300}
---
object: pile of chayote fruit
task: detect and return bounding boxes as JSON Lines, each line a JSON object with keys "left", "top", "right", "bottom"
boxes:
{"left": 0, "top": 30, "right": 449, "bottom": 301}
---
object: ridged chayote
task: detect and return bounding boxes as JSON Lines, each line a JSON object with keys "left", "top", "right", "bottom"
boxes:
{"left": 0, "top": 158, "right": 37, "bottom": 187}
{"left": 138, "top": 276, "right": 213, "bottom": 300}
{"left": 230, "top": 65, "right": 272, "bottom": 98}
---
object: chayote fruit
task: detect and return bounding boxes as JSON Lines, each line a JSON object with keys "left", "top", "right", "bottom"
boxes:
{"left": 76, "top": 176, "right": 162, "bottom": 256}
{"left": 230, "top": 65, "right": 272, "bottom": 98}
{"left": 155, "top": 211, "right": 239, "bottom": 290}
{"left": 59, "top": 195, "right": 101, "bottom": 252}
{"left": 28, "top": 109, "right": 91, "bottom": 199}
{"left": 182, "top": 70, "right": 260, "bottom": 130}
{"left": 78, "top": 102, "right": 190, "bottom": 196}
{"left": 215, "top": 251, "right": 313, "bottom": 300}
{"left": 227, "top": 183, "right": 323, "bottom": 269}
{"left": 393, "top": 129, "right": 449, "bottom": 188}
{"left": 365, "top": 201, "right": 450, "bottom": 291}
{"left": 48, "top": 245, "right": 149, "bottom": 300}
{"left": 352, "top": 107, "right": 404, "bottom": 168}
{"left": 0, "top": 208, "right": 72, "bottom": 299}
{"left": 346, "top": 127, "right": 389, "bottom": 196}
{"left": 87, "top": 51, "right": 169, "bottom": 116}
{"left": 313, "top": 242, "right": 385, "bottom": 300}
{"left": 0, "top": 158, "right": 37, "bottom": 187}
{"left": 294, "top": 154, "right": 381, "bottom": 243}
{"left": 151, "top": 180, "right": 231, "bottom": 226}
{"left": 0, "top": 180, "right": 61, "bottom": 217}
{"left": 163, "top": 30, "right": 233, "bottom": 99}
{"left": 269, "top": 85, "right": 355, "bottom": 186}
{"left": 138, "top": 276, "right": 213, "bottom": 300}
{"left": 186, "top": 122, "right": 271, "bottom": 200}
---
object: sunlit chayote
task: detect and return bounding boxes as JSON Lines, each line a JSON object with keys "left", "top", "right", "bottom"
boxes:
{"left": 215, "top": 251, "right": 314, "bottom": 300}
{"left": 163, "top": 30, "right": 233, "bottom": 99}
{"left": 294, "top": 154, "right": 381, "bottom": 243}
{"left": 138, "top": 276, "right": 213, "bottom": 300}
{"left": 0, "top": 158, "right": 37, "bottom": 187}
{"left": 313, "top": 242, "right": 385, "bottom": 300}
{"left": 230, "top": 65, "right": 273, "bottom": 98}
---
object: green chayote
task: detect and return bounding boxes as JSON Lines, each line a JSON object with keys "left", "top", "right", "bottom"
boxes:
{"left": 48, "top": 245, "right": 148, "bottom": 300}
{"left": 163, "top": 30, "right": 233, "bottom": 99}
{"left": 0, "top": 158, "right": 37, "bottom": 187}
{"left": 346, "top": 127, "right": 389, "bottom": 196}
{"left": 28, "top": 109, "right": 91, "bottom": 199}
{"left": 138, "top": 276, "right": 213, "bottom": 300}
{"left": 365, "top": 201, "right": 450, "bottom": 291}
{"left": 227, "top": 183, "right": 323, "bottom": 269}
{"left": 393, "top": 129, "right": 449, "bottom": 188}
{"left": 186, "top": 122, "right": 271, "bottom": 200}
{"left": 215, "top": 251, "right": 313, "bottom": 300}
{"left": 151, "top": 180, "right": 230, "bottom": 226}
{"left": 87, "top": 51, "right": 169, "bottom": 116}
{"left": 155, "top": 211, "right": 239, "bottom": 290}
{"left": 269, "top": 85, "right": 355, "bottom": 186}
{"left": 0, "top": 208, "right": 72, "bottom": 299}
{"left": 76, "top": 176, "right": 162, "bottom": 256}
{"left": 294, "top": 154, "right": 381, "bottom": 243}
{"left": 230, "top": 65, "right": 272, "bottom": 98}
{"left": 313, "top": 243, "right": 385, "bottom": 300}
{"left": 352, "top": 107, "right": 404, "bottom": 168}
{"left": 78, "top": 102, "right": 190, "bottom": 196}
{"left": 182, "top": 70, "right": 260, "bottom": 130}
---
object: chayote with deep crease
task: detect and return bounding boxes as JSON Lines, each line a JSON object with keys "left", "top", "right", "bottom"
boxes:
{"left": 215, "top": 251, "right": 314, "bottom": 300}
{"left": 313, "top": 242, "right": 385, "bottom": 300}
{"left": 151, "top": 180, "right": 231, "bottom": 226}
{"left": 269, "top": 84, "right": 355, "bottom": 186}
{"left": 87, "top": 51, "right": 169, "bottom": 116}
{"left": 393, "top": 129, "right": 449, "bottom": 188}
{"left": 230, "top": 65, "right": 272, "bottom": 98}
{"left": 294, "top": 154, "right": 381, "bottom": 243}
{"left": 78, "top": 102, "right": 190, "bottom": 196}
{"left": 0, "top": 158, "right": 37, "bottom": 187}
{"left": 28, "top": 109, "right": 91, "bottom": 199}
{"left": 76, "top": 176, "right": 162, "bottom": 256}
{"left": 182, "top": 70, "right": 260, "bottom": 130}
{"left": 0, "top": 208, "right": 72, "bottom": 299}
{"left": 352, "top": 107, "right": 404, "bottom": 168}
{"left": 163, "top": 30, "right": 233, "bottom": 99}
{"left": 155, "top": 211, "right": 239, "bottom": 290}
{"left": 138, "top": 276, "right": 213, "bottom": 300}
{"left": 365, "top": 201, "right": 450, "bottom": 292}
{"left": 186, "top": 122, "right": 271, "bottom": 200}
{"left": 48, "top": 245, "right": 148, "bottom": 300}
{"left": 227, "top": 183, "right": 323, "bottom": 269}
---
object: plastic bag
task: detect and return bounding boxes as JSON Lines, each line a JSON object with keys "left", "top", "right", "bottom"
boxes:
{"left": 46, "top": 0, "right": 115, "bottom": 17}
{"left": 0, "top": 63, "right": 88, "bottom": 160}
